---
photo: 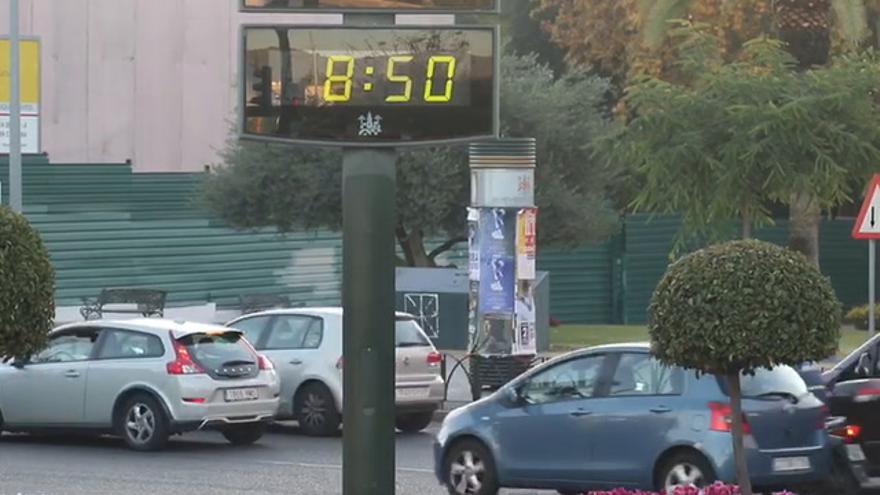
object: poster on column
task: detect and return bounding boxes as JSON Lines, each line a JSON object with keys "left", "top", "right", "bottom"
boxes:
{"left": 479, "top": 208, "right": 516, "bottom": 314}
{"left": 516, "top": 208, "right": 537, "bottom": 281}
{"left": 515, "top": 280, "right": 537, "bottom": 355}
{"left": 468, "top": 207, "right": 480, "bottom": 282}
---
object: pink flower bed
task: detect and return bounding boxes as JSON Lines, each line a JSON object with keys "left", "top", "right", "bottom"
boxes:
{"left": 586, "top": 483, "right": 796, "bottom": 495}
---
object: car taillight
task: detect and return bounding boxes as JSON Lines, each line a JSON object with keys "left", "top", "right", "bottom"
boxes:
{"left": 708, "top": 402, "right": 751, "bottom": 434}
{"left": 336, "top": 356, "right": 343, "bottom": 370}
{"left": 427, "top": 351, "right": 442, "bottom": 367}
{"left": 832, "top": 424, "right": 862, "bottom": 443}
{"left": 258, "top": 354, "right": 274, "bottom": 371}
{"left": 166, "top": 336, "right": 205, "bottom": 375}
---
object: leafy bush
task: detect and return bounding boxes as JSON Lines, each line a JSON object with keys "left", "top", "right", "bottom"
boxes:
{"left": 844, "top": 305, "right": 872, "bottom": 330}
{"left": 0, "top": 207, "right": 55, "bottom": 361}
{"left": 650, "top": 240, "right": 841, "bottom": 375}
{"left": 586, "top": 482, "right": 796, "bottom": 494}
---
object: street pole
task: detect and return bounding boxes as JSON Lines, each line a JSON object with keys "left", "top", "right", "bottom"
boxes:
{"left": 870, "top": 239, "right": 876, "bottom": 337}
{"left": 342, "top": 148, "right": 397, "bottom": 495}
{"left": 9, "top": 0, "right": 21, "bottom": 212}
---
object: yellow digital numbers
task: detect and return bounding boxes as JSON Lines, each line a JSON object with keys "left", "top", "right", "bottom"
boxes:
{"left": 385, "top": 56, "right": 414, "bottom": 103}
{"left": 424, "top": 56, "right": 457, "bottom": 103}
{"left": 323, "top": 55, "right": 355, "bottom": 102}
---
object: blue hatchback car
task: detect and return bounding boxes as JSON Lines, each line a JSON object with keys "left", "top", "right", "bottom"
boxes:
{"left": 434, "top": 343, "right": 835, "bottom": 495}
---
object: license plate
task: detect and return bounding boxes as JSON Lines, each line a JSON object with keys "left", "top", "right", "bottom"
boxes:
{"left": 224, "top": 388, "right": 260, "bottom": 402}
{"left": 396, "top": 387, "right": 429, "bottom": 400}
{"left": 772, "top": 456, "right": 811, "bottom": 472}
{"left": 847, "top": 444, "right": 867, "bottom": 462}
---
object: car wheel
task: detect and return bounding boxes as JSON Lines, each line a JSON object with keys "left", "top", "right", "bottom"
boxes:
{"left": 295, "top": 383, "right": 341, "bottom": 437}
{"left": 222, "top": 423, "right": 266, "bottom": 446}
{"left": 657, "top": 451, "right": 716, "bottom": 492}
{"left": 118, "top": 394, "right": 170, "bottom": 452}
{"left": 444, "top": 439, "right": 499, "bottom": 495}
{"left": 395, "top": 412, "right": 434, "bottom": 434}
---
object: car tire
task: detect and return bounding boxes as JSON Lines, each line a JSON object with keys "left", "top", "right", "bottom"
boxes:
{"left": 295, "top": 383, "right": 341, "bottom": 437}
{"left": 443, "top": 439, "right": 499, "bottom": 495}
{"left": 395, "top": 412, "right": 434, "bottom": 434}
{"left": 222, "top": 423, "right": 266, "bottom": 446}
{"left": 656, "top": 451, "right": 716, "bottom": 492}
{"left": 117, "top": 394, "right": 170, "bottom": 452}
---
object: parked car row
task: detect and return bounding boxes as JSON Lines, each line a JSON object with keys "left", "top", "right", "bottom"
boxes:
{"left": 434, "top": 342, "right": 878, "bottom": 495}
{"left": 0, "top": 308, "right": 444, "bottom": 451}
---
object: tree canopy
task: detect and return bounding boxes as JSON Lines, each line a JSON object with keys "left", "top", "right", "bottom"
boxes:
{"left": 0, "top": 207, "right": 55, "bottom": 362}
{"left": 606, "top": 24, "right": 880, "bottom": 250}
{"left": 202, "top": 54, "right": 620, "bottom": 266}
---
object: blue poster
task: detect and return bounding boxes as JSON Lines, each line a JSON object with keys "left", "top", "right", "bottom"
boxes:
{"left": 478, "top": 208, "right": 516, "bottom": 314}
{"left": 480, "top": 253, "right": 515, "bottom": 314}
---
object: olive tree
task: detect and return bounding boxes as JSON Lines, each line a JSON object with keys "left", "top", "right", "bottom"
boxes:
{"left": 0, "top": 207, "right": 55, "bottom": 362}
{"left": 649, "top": 240, "right": 840, "bottom": 494}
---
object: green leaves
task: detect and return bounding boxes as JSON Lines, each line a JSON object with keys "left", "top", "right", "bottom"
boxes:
{"left": 0, "top": 207, "right": 55, "bottom": 362}
{"left": 649, "top": 240, "right": 841, "bottom": 374}
{"left": 612, "top": 25, "right": 880, "bottom": 249}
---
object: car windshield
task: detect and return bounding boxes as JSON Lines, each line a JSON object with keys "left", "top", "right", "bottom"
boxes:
{"left": 395, "top": 319, "right": 431, "bottom": 348}
{"left": 720, "top": 365, "right": 809, "bottom": 399}
{"left": 178, "top": 332, "right": 256, "bottom": 369}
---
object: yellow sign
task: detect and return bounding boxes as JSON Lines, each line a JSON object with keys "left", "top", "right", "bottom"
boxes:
{"left": 0, "top": 39, "right": 40, "bottom": 106}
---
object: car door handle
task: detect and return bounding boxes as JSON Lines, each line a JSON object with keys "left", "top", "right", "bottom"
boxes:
{"left": 64, "top": 370, "right": 81, "bottom": 378}
{"left": 289, "top": 359, "right": 303, "bottom": 365}
{"left": 650, "top": 406, "right": 672, "bottom": 414}
{"left": 570, "top": 409, "right": 593, "bottom": 417}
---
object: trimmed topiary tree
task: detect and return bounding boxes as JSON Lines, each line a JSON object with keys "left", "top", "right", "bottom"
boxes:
{"left": 649, "top": 240, "right": 840, "bottom": 495}
{"left": 0, "top": 206, "right": 55, "bottom": 362}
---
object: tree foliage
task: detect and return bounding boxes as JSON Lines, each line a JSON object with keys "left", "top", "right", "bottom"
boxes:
{"left": 0, "top": 207, "right": 55, "bottom": 362}
{"left": 606, "top": 24, "right": 880, "bottom": 250}
{"left": 535, "top": 0, "right": 774, "bottom": 88}
{"left": 650, "top": 240, "right": 840, "bottom": 374}
{"left": 202, "top": 55, "right": 620, "bottom": 266}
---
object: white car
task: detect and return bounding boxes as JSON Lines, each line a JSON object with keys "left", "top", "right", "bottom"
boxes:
{"left": 0, "top": 319, "right": 281, "bottom": 451}
{"left": 227, "top": 308, "right": 445, "bottom": 436}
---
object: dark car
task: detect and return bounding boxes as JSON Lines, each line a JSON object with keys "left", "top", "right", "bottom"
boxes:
{"left": 799, "top": 334, "right": 880, "bottom": 480}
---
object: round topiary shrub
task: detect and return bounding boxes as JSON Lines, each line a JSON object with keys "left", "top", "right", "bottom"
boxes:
{"left": 650, "top": 239, "right": 840, "bottom": 375}
{"left": 0, "top": 206, "right": 55, "bottom": 361}
{"left": 649, "top": 240, "right": 841, "bottom": 495}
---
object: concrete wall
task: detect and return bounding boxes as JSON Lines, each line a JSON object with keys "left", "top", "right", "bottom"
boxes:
{"left": 0, "top": 0, "right": 337, "bottom": 172}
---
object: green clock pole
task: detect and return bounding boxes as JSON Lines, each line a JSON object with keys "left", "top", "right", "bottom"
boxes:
{"left": 342, "top": 148, "right": 397, "bottom": 495}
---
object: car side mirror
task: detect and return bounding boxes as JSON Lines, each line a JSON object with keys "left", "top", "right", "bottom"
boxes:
{"left": 503, "top": 385, "right": 524, "bottom": 406}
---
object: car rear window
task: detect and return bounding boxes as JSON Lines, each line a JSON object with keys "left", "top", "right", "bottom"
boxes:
{"left": 396, "top": 319, "right": 431, "bottom": 348}
{"left": 178, "top": 332, "right": 256, "bottom": 370}
{"left": 718, "top": 365, "right": 809, "bottom": 398}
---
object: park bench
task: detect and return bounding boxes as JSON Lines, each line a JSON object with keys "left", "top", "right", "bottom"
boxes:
{"left": 80, "top": 288, "right": 167, "bottom": 320}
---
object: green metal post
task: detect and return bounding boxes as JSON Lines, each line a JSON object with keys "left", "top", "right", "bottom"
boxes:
{"left": 342, "top": 148, "right": 397, "bottom": 495}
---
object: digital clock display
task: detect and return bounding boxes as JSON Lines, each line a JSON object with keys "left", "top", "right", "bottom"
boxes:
{"left": 242, "top": 0, "right": 497, "bottom": 12}
{"left": 242, "top": 26, "right": 497, "bottom": 145}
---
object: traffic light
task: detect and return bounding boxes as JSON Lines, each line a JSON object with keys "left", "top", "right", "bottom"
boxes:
{"left": 250, "top": 65, "right": 273, "bottom": 109}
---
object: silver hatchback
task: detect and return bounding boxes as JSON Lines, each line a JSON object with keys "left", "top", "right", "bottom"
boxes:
{"left": 0, "top": 319, "right": 281, "bottom": 451}
{"left": 227, "top": 308, "right": 445, "bottom": 436}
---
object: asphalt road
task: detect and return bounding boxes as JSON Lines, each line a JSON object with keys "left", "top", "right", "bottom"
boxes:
{"left": 0, "top": 424, "right": 556, "bottom": 495}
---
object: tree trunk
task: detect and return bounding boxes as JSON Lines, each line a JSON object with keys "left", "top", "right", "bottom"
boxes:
{"left": 741, "top": 206, "right": 753, "bottom": 240}
{"left": 728, "top": 372, "right": 754, "bottom": 495}
{"left": 789, "top": 191, "right": 821, "bottom": 268}
{"left": 395, "top": 226, "right": 434, "bottom": 267}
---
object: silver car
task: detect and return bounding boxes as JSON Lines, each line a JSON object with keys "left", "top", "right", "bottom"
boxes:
{"left": 0, "top": 319, "right": 281, "bottom": 451}
{"left": 227, "top": 308, "right": 445, "bottom": 436}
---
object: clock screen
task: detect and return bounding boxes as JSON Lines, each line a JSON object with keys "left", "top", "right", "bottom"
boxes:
{"left": 242, "top": 26, "right": 497, "bottom": 145}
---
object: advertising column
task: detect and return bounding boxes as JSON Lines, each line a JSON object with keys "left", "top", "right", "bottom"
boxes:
{"left": 469, "top": 139, "right": 537, "bottom": 358}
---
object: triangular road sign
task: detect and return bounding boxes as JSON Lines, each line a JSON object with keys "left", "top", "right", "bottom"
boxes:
{"left": 853, "top": 174, "right": 880, "bottom": 239}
